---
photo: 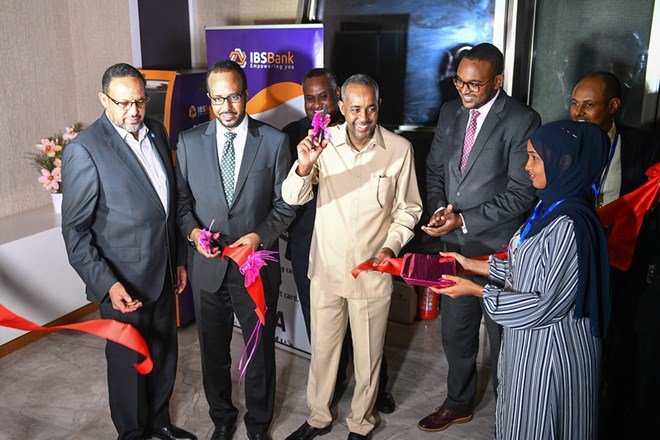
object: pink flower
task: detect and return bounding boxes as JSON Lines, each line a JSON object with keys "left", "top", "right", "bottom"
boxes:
{"left": 311, "top": 110, "right": 332, "bottom": 142}
{"left": 239, "top": 250, "right": 279, "bottom": 287}
{"left": 63, "top": 125, "right": 79, "bottom": 141}
{"left": 198, "top": 220, "right": 221, "bottom": 254}
{"left": 54, "top": 158, "right": 62, "bottom": 167}
{"left": 37, "top": 139, "right": 62, "bottom": 157}
{"left": 38, "top": 168, "right": 61, "bottom": 192}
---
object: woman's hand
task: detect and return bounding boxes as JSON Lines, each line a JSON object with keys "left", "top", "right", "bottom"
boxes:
{"left": 432, "top": 275, "right": 484, "bottom": 298}
{"left": 440, "top": 251, "right": 490, "bottom": 277}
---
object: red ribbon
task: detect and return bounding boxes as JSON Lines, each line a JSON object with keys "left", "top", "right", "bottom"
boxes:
{"left": 0, "top": 304, "right": 152, "bottom": 374}
{"left": 352, "top": 251, "right": 508, "bottom": 281}
{"left": 221, "top": 244, "right": 272, "bottom": 386}
{"left": 222, "top": 245, "right": 267, "bottom": 325}
{"left": 597, "top": 162, "right": 660, "bottom": 271}
{"left": 351, "top": 258, "right": 403, "bottom": 279}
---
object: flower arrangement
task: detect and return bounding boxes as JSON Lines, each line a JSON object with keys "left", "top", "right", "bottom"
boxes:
{"left": 29, "top": 123, "right": 83, "bottom": 193}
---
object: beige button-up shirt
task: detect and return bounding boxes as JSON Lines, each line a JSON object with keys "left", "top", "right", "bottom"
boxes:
{"left": 282, "top": 123, "right": 423, "bottom": 298}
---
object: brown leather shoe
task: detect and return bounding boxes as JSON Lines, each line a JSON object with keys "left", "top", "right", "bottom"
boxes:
{"left": 417, "top": 406, "right": 473, "bottom": 432}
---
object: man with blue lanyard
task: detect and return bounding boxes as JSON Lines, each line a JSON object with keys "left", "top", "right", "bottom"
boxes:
{"left": 570, "top": 71, "right": 657, "bottom": 440}
{"left": 570, "top": 71, "right": 654, "bottom": 206}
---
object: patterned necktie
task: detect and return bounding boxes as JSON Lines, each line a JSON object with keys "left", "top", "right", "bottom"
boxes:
{"left": 220, "top": 131, "right": 237, "bottom": 204}
{"left": 459, "top": 109, "right": 480, "bottom": 174}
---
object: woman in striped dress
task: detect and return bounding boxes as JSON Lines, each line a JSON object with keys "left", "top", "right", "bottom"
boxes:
{"left": 435, "top": 120, "right": 611, "bottom": 439}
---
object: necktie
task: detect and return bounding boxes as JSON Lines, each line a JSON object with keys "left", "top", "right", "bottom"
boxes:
{"left": 459, "top": 109, "right": 480, "bottom": 174}
{"left": 220, "top": 131, "right": 237, "bottom": 204}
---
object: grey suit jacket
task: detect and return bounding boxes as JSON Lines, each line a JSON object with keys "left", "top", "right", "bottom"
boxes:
{"left": 61, "top": 113, "right": 180, "bottom": 304}
{"left": 176, "top": 116, "right": 296, "bottom": 293}
{"left": 426, "top": 91, "right": 541, "bottom": 256}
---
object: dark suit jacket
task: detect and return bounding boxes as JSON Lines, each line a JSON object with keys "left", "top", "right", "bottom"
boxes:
{"left": 426, "top": 91, "right": 541, "bottom": 256}
{"left": 618, "top": 123, "right": 654, "bottom": 197}
{"left": 176, "top": 116, "right": 296, "bottom": 293}
{"left": 61, "top": 113, "right": 180, "bottom": 304}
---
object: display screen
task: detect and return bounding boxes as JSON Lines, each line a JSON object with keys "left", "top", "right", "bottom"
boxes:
{"left": 144, "top": 79, "right": 170, "bottom": 127}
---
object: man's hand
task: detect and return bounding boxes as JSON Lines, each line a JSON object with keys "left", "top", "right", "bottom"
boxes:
{"left": 422, "top": 204, "right": 463, "bottom": 237}
{"left": 373, "top": 247, "right": 396, "bottom": 266}
{"left": 296, "top": 130, "right": 330, "bottom": 177}
{"left": 108, "top": 281, "right": 142, "bottom": 313}
{"left": 175, "top": 265, "right": 187, "bottom": 295}
{"left": 190, "top": 228, "right": 221, "bottom": 258}
{"left": 230, "top": 232, "right": 262, "bottom": 252}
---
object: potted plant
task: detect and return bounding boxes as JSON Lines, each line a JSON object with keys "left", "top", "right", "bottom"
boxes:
{"left": 29, "top": 123, "right": 83, "bottom": 212}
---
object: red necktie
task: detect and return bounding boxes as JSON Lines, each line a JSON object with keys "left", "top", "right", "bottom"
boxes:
{"left": 460, "top": 109, "right": 480, "bottom": 173}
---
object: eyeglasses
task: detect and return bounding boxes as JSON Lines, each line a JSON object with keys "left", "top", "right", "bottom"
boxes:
{"left": 207, "top": 92, "right": 244, "bottom": 105}
{"left": 452, "top": 76, "right": 497, "bottom": 93}
{"left": 105, "top": 93, "right": 150, "bottom": 110}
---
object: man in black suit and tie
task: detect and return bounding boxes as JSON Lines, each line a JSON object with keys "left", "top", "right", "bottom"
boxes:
{"left": 419, "top": 43, "right": 540, "bottom": 432}
{"left": 176, "top": 59, "right": 296, "bottom": 440}
{"left": 61, "top": 63, "right": 195, "bottom": 440}
{"left": 282, "top": 67, "right": 344, "bottom": 341}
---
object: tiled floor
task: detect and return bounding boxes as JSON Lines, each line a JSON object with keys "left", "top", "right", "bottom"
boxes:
{"left": 0, "top": 312, "right": 495, "bottom": 440}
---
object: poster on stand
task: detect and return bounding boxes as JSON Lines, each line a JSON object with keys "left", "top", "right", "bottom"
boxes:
{"left": 206, "top": 24, "right": 323, "bottom": 130}
{"left": 206, "top": 24, "right": 324, "bottom": 356}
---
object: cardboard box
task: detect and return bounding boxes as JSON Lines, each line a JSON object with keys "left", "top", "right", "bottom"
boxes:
{"left": 389, "top": 279, "right": 417, "bottom": 324}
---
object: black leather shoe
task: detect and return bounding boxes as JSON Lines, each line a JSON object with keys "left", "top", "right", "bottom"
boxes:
{"left": 374, "top": 390, "right": 396, "bottom": 414}
{"left": 285, "top": 422, "right": 332, "bottom": 440}
{"left": 146, "top": 425, "right": 197, "bottom": 440}
{"left": 347, "top": 432, "right": 372, "bottom": 440}
{"left": 247, "top": 433, "right": 270, "bottom": 440}
{"left": 210, "top": 424, "right": 236, "bottom": 440}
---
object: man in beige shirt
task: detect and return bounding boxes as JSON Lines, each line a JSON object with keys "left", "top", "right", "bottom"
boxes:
{"left": 282, "top": 74, "right": 422, "bottom": 440}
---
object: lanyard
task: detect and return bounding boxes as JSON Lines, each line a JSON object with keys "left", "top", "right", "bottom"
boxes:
{"left": 518, "top": 199, "right": 565, "bottom": 244}
{"left": 591, "top": 129, "right": 619, "bottom": 203}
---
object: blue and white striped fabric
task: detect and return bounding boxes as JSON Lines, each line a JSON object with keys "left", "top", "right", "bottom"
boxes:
{"left": 483, "top": 215, "right": 600, "bottom": 440}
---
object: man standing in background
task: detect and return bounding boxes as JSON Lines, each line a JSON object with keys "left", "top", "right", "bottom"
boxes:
{"left": 570, "top": 71, "right": 653, "bottom": 206}
{"left": 570, "top": 71, "right": 658, "bottom": 439}
{"left": 282, "top": 67, "right": 344, "bottom": 341}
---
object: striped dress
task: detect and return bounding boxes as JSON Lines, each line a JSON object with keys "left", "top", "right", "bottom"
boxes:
{"left": 483, "top": 215, "right": 600, "bottom": 440}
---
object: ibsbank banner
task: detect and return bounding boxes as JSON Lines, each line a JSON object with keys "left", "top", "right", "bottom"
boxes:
{"left": 206, "top": 24, "right": 324, "bottom": 131}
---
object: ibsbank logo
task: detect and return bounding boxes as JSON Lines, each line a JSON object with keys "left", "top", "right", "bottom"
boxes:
{"left": 229, "top": 48, "right": 247, "bottom": 67}
{"left": 229, "top": 47, "right": 295, "bottom": 71}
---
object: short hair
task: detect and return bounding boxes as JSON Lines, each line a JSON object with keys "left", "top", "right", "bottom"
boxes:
{"left": 101, "top": 63, "right": 145, "bottom": 93}
{"left": 588, "top": 71, "right": 622, "bottom": 101}
{"left": 207, "top": 59, "right": 247, "bottom": 92}
{"left": 302, "top": 68, "right": 338, "bottom": 91}
{"left": 340, "top": 74, "right": 380, "bottom": 101}
{"left": 462, "top": 43, "right": 504, "bottom": 75}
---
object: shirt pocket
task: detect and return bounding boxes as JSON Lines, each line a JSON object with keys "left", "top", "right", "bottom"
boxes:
{"left": 374, "top": 175, "right": 395, "bottom": 209}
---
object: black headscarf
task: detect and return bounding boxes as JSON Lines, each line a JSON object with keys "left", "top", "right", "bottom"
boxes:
{"left": 527, "top": 120, "right": 611, "bottom": 337}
